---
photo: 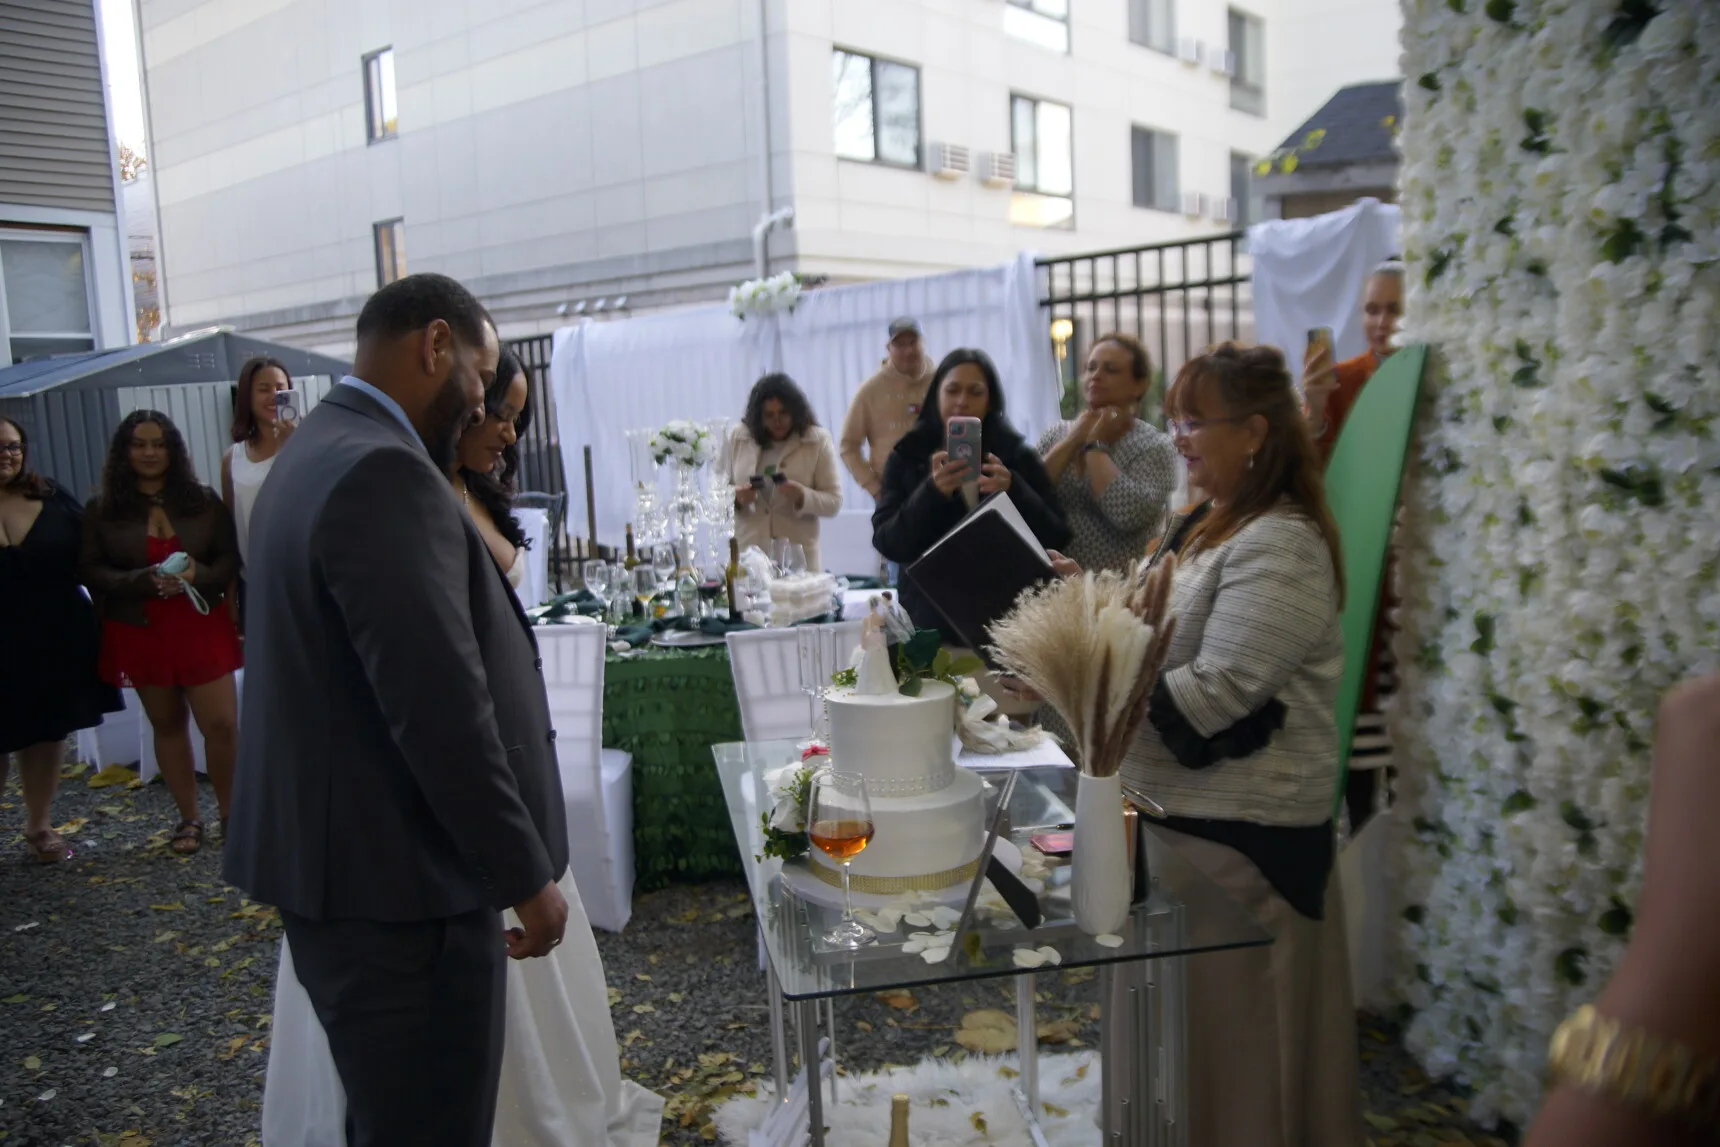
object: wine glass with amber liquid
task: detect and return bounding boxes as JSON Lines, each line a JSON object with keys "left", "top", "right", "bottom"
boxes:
{"left": 807, "top": 771, "right": 876, "bottom": 948}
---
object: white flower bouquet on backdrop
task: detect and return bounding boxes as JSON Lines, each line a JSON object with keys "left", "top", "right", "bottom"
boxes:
{"left": 728, "top": 272, "right": 801, "bottom": 319}
{"left": 647, "top": 419, "right": 715, "bottom": 469}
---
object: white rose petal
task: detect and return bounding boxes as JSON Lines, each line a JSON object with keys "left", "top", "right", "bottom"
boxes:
{"left": 102, "top": 1066, "right": 118, "bottom": 1078}
{"left": 1012, "top": 948, "right": 1049, "bottom": 968}
{"left": 1094, "top": 933, "right": 1125, "bottom": 948}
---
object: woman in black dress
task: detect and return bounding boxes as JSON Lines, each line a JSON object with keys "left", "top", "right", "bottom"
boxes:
{"left": 0, "top": 416, "right": 123, "bottom": 862}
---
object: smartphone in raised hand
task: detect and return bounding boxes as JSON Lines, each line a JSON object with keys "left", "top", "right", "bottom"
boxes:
{"left": 275, "top": 388, "right": 304, "bottom": 425}
{"left": 946, "top": 416, "right": 982, "bottom": 483}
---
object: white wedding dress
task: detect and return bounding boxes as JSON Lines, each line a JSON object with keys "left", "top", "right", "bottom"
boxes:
{"left": 261, "top": 872, "right": 662, "bottom": 1146}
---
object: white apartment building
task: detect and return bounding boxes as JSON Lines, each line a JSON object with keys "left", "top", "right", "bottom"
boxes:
{"left": 137, "top": 0, "right": 1399, "bottom": 354}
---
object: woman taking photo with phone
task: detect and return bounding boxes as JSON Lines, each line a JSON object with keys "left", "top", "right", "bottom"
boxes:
{"left": 1, "top": 416, "right": 122, "bottom": 862}
{"left": 1037, "top": 332, "right": 1179, "bottom": 572}
{"left": 222, "top": 356, "right": 294, "bottom": 629}
{"left": 872, "top": 348, "right": 1069, "bottom": 641}
{"left": 725, "top": 373, "right": 842, "bottom": 572}
{"left": 83, "top": 411, "right": 242, "bottom": 855}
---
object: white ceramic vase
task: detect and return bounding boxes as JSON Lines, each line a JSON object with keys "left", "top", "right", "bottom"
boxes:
{"left": 1071, "top": 772, "right": 1130, "bottom": 935}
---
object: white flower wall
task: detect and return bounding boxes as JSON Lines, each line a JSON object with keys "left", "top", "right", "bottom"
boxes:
{"left": 1391, "top": 0, "right": 1720, "bottom": 1125}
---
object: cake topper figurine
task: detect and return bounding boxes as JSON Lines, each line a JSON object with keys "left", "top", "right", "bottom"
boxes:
{"left": 855, "top": 596, "right": 901, "bottom": 695}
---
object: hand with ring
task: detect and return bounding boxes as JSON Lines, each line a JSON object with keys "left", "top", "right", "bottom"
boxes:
{"left": 1090, "top": 405, "right": 1132, "bottom": 445}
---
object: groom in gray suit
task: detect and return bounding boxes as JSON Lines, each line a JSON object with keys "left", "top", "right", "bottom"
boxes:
{"left": 225, "top": 273, "right": 569, "bottom": 1147}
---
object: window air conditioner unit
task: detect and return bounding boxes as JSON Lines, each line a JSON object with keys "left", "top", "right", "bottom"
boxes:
{"left": 1211, "top": 196, "right": 1240, "bottom": 224}
{"left": 930, "top": 142, "right": 971, "bottom": 180}
{"left": 978, "top": 152, "right": 1018, "bottom": 188}
{"left": 1177, "top": 38, "right": 1203, "bottom": 65}
{"left": 1209, "top": 48, "right": 1236, "bottom": 77}
{"left": 1181, "top": 191, "right": 1209, "bottom": 218}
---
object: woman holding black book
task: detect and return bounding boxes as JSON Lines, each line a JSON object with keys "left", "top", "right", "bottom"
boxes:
{"left": 871, "top": 348, "right": 1068, "bottom": 660}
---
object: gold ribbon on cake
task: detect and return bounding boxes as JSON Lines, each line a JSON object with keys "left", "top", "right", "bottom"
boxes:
{"left": 809, "top": 858, "right": 979, "bottom": 894}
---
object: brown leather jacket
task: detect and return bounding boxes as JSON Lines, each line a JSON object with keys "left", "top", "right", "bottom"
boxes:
{"left": 80, "top": 491, "right": 239, "bottom": 626}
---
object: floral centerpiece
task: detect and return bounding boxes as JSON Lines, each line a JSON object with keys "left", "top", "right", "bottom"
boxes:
{"left": 728, "top": 272, "right": 802, "bottom": 319}
{"left": 647, "top": 419, "right": 715, "bottom": 470}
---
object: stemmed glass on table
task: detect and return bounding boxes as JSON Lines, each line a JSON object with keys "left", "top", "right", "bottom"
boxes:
{"left": 631, "top": 565, "right": 659, "bottom": 620}
{"left": 807, "top": 771, "right": 877, "bottom": 949}
{"left": 582, "top": 560, "right": 613, "bottom": 623}
{"left": 796, "top": 625, "right": 837, "bottom": 749}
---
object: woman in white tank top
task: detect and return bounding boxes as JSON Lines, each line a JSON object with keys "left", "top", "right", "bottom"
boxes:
{"left": 449, "top": 349, "right": 533, "bottom": 597}
{"left": 221, "top": 357, "right": 295, "bottom": 627}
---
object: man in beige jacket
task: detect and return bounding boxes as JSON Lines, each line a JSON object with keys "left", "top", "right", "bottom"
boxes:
{"left": 838, "top": 317, "right": 935, "bottom": 498}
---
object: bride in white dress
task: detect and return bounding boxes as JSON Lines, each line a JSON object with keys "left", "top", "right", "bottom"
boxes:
{"left": 260, "top": 352, "right": 661, "bottom": 1145}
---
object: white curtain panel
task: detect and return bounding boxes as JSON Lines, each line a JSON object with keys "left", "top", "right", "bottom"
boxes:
{"left": 1247, "top": 198, "right": 1402, "bottom": 377}
{"left": 549, "top": 253, "right": 1059, "bottom": 550}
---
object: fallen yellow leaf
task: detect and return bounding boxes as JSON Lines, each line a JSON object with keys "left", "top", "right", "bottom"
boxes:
{"left": 149, "top": 903, "right": 184, "bottom": 912}
{"left": 954, "top": 1009, "right": 1016, "bottom": 1054}
{"left": 87, "top": 765, "right": 137, "bottom": 789}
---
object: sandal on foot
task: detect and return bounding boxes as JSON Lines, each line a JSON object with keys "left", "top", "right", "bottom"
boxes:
{"left": 25, "top": 829, "right": 70, "bottom": 864}
{"left": 168, "top": 820, "right": 204, "bottom": 855}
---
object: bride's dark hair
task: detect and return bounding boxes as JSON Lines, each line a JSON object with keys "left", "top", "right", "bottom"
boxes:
{"left": 457, "top": 350, "right": 531, "bottom": 550}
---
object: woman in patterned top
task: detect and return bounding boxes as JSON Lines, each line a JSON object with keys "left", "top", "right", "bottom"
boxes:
{"left": 1036, "top": 333, "right": 1178, "bottom": 572}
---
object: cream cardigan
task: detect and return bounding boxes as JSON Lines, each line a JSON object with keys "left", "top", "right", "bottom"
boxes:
{"left": 724, "top": 424, "right": 842, "bottom": 571}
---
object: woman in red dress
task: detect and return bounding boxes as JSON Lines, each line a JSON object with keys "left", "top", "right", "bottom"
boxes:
{"left": 81, "top": 411, "right": 242, "bottom": 855}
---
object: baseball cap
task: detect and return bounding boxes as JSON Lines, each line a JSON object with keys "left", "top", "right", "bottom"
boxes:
{"left": 887, "top": 317, "right": 921, "bottom": 340}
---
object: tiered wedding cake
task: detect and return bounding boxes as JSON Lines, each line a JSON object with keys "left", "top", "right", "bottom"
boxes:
{"left": 808, "top": 682, "right": 986, "bottom": 894}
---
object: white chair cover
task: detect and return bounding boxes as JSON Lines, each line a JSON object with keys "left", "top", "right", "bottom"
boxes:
{"left": 514, "top": 507, "right": 552, "bottom": 609}
{"left": 538, "top": 621, "right": 635, "bottom": 933}
{"left": 75, "top": 689, "right": 143, "bottom": 768}
{"left": 724, "top": 622, "right": 863, "bottom": 744}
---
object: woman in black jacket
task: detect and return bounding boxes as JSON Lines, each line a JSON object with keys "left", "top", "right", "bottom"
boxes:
{"left": 872, "top": 348, "right": 1070, "bottom": 643}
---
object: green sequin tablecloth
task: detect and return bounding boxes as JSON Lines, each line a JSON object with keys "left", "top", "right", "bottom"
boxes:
{"left": 603, "top": 645, "right": 745, "bottom": 890}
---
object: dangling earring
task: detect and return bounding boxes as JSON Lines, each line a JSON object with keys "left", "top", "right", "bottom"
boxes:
{"left": 1247, "top": 452, "right": 1255, "bottom": 471}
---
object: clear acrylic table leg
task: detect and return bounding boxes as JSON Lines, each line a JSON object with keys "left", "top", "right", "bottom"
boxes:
{"left": 766, "top": 951, "right": 789, "bottom": 1104}
{"left": 795, "top": 998, "right": 825, "bottom": 1147}
{"left": 1015, "top": 972, "right": 1039, "bottom": 1110}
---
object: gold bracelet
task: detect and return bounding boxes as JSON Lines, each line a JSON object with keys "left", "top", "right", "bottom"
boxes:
{"left": 1547, "top": 1005, "right": 1720, "bottom": 1132}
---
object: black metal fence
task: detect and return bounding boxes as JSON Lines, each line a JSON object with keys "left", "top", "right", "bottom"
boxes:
{"left": 1038, "top": 232, "right": 1252, "bottom": 421}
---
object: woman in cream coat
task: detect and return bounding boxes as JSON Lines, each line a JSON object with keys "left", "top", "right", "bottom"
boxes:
{"left": 727, "top": 373, "right": 842, "bottom": 571}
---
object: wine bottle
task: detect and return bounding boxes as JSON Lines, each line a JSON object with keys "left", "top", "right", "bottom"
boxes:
{"left": 887, "top": 1094, "right": 909, "bottom": 1147}
{"left": 725, "top": 536, "right": 742, "bottom": 622}
{"left": 623, "top": 523, "right": 639, "bottom": 569}
{"left": 675, "top": 567, "right": 700, "bottom": 620}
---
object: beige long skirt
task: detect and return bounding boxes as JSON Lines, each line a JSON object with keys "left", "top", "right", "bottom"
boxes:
{"left": 1154, "top": 825, "right": 1366, "bottom": 1147}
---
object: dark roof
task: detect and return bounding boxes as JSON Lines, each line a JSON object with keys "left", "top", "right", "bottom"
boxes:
{"left": 1272, "top": 80, "right": 1402, "bottom": 169}
{"left": 0, "top": 329, "right": 350, "bottom": 399}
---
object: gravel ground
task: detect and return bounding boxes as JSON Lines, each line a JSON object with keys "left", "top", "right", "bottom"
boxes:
{"left": 4, "top": 762, "right": 1515, "bottom": 1146}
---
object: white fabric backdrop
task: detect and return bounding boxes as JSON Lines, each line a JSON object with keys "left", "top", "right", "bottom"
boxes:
{"left": 549, "top": 253, "right": 1058, "bottom": 568}
{"left": 1248, "top": 198, "right": 1402, "bottom": 375}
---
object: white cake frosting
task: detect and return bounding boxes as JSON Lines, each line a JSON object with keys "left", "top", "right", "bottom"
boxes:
{"left": 812, "top": 680, "right": 985, "bottom": 889}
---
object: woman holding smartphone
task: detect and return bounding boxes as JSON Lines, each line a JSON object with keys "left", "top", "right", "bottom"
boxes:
{"left": 872, "top": 348, "right": 1068, "bottom": 642}
{"left": 725, "top": 373, "right": 842, "bottom": 572}
{"left": 222, "top": 356, "right": 295, "bottom": 629}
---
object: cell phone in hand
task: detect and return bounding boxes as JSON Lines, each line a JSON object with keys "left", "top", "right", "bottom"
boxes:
{"left": 946, "top": 416, "right": 982, "bottom": 483}
{"left": 772, "top": 472, "right": 787, "bottom": 485}
{"left": 275, "top": 388, "right": 304, "bottom": 425}
{"left": 1306, "top": 327, "right": 1334, "bottom": 362}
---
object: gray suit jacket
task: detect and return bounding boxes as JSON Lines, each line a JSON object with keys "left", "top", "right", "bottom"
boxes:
{"left": 223, "top": 385, "right": 568, "bottom": 922}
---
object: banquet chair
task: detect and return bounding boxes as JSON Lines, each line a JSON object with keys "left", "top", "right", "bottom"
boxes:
{"left": 539, "top": 619, "right": 635, "bottom": 932}
{"left": 725, "top": 621, "right": 863, "bottom": 744}
{"left": 76, "top": 689, "right": 142, "bottom": 768}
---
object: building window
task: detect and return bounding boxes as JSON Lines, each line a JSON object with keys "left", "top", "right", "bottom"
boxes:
{"left": 1010, "top": 95, "right": 1074, "bottom": 229}
{"left": 1230, "top": 151, "right": 1253, "bottom": 227}
{"left": 0, "top": 231, "right": 96, "bottom": 365}
{"left": 374, "top": 219, "right": 406, "bottom": 287}
{"left": 1228, "top": 9, "right": 1265, "bottom": 116}
{"left": 831, "top": 50, "right": 921, "bottom": 168}
{"left": 364, "top": 47, "right": 398, "bottom": 142}
{"left": 1005, "top": 0, "right": 1070, "bottom": 54}
{"left": 1128, "top": 0, "right": 1174, "bottom": 54}
{"left": 1130, "top": 127, "right": 1179, "bottom": 213}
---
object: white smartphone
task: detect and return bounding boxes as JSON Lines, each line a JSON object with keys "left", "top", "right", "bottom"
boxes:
{"left": 275, "top": 388, "right": 304, "bottom": 425}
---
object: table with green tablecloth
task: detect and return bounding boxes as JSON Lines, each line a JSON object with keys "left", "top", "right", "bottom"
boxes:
{"left": 602, "top": 644, "right": 745, "bottom": 890}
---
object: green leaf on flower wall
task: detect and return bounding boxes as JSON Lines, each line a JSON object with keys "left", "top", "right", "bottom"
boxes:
{"left": 1493, "top": 214, "right": 1515, "bottom": 236}
{"left": 1555, "top": 947, "right": 1588, "bottom": 987}
{"left": 1484, "top": 0, "right": 1515, "bottom": 23}
{"left": 1403, "top": 905, "right": 1425, "bottom": 924}
{"left": 1466, "top": 1015, "right": 1484, "bottom": 1040}
{"left": 1598, "top": 897, "right": 1633, "bottom": 937}
{"left": 1488, "top": 694, "right": 1517, "bottom": 717}
{"left": 1426, "top": 249, "right": 1453, "bottom": 284}
{"left": 1559, "top": 802, "right": 1596, "bottom": 833}
{"left": 1501, "top": 790, "right": 1535, "bottom": 816}
{"left": 1446, "top": 0, "right": 1465, "bottom": 11}
{"left": 1520, "top": 108, "right": 1552, "bottom": 154}
{"left": 1518, "top": 568, "right": 1539, "bottom": 601}
{"left": 1418, "top": 71, "right": 1442, "bottom": 93}
{"left": 1602, "top": 0, "right": 1661, "bottom": 50}
{"left": 1491, "top": 415, "right": 1511, "bottom": 433}
{"left": 1416, "top": 963, "right": 1433, "bottom": 985}
{"left": 1498, "top": 901, "right": 1518, "bottom": 926}
{"left": 1600, "top": 219, "right": 1645, "bottom": 264}
{"left": 1471, "top": 614, "right": 1496, "bottom": 656}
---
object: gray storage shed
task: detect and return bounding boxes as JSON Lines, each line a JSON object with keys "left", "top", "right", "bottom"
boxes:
{"left": 0, "top": 329, "right": 349, "bottom": 499}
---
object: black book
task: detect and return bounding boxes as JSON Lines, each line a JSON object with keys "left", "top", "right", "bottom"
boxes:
{"left": 904, "top": 492, "right": 1055, "bottom": 655}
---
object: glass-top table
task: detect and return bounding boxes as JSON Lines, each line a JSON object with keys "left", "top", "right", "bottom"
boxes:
{"left": 713, "top": 740, "right": 1273, "bottom": 1147}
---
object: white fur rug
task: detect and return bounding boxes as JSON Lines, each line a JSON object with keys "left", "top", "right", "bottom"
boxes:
{"left": 714, "top": 1052, "right": 1101, "bottom": 1147}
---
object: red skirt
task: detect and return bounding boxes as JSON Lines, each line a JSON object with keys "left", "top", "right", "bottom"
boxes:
{"left": 99, "top": 538, "right": 242, "bottom": 690}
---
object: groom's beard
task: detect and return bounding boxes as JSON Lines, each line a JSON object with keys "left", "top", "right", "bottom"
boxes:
{"left": 423, "top": 376, "right": 475, "bottom": 475}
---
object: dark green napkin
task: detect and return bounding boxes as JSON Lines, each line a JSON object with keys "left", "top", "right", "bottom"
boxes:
{"left": 530, "top": 589, "right": 606, "bottom": 624}
{"left": 614, "top": 615, "right": 759, "bottom": 646}
{"left": 840, "top": 575, "right": 884, "bottom": 590}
